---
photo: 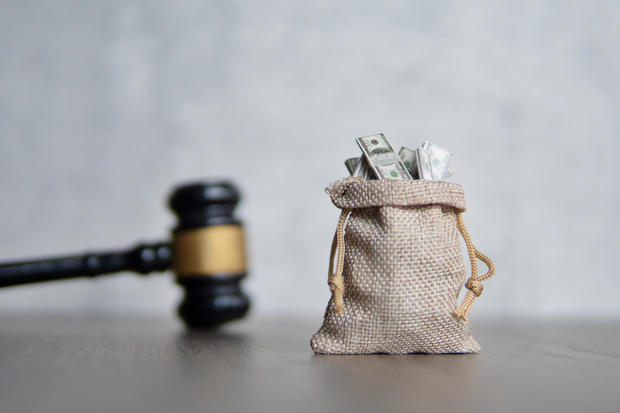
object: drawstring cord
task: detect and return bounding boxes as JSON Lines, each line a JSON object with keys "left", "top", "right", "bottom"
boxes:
{"left": 453, "top": 212, "right": 495, "bottom": 321}
{"left": 327, "top": 209, "right": 494, "bottom": 319}
{"left": 327, "top": 209, "right": 351, "bottom": 314}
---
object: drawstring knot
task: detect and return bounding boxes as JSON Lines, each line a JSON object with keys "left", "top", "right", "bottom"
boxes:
{"left": 465, "top": 278, "right": 484, "bottom": 297}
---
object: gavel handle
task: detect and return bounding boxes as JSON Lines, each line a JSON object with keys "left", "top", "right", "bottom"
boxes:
{"left": 0, "top": 242, "right": 172, "bottom": 288}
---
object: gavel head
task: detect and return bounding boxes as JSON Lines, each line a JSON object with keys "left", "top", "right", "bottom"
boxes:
{"left": 168, "top": 180, "right": 250, "bottom": 328}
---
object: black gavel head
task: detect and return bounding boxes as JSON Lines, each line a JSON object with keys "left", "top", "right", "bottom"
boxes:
{"left": 168, "top": 180, "right": 250, "bottom": 328}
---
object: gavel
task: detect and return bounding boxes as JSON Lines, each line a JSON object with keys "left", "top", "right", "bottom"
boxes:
{"left": 0, "top": 180, "right": 250, "bottom": 328}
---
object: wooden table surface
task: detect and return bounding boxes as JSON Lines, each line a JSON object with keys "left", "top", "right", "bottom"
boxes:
{"left": 0, "top": 315, "right": 619, "bottom": 413}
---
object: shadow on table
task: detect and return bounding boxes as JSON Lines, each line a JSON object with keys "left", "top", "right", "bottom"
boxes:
{"left": 310, "top": 352, "right": 479, "bottom": 411}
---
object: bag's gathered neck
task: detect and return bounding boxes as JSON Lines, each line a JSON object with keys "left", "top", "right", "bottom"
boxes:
{"left": 326, "top": 208, "right": 495, "bottom": 320}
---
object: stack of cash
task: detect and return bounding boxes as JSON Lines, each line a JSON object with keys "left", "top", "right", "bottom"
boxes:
{"left": 346, "top": 134, "right": 454, "bottom": 181}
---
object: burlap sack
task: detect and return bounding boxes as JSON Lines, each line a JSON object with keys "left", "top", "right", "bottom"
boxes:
{"left": 310, "top": 177, "right": 494, "bottom": 355}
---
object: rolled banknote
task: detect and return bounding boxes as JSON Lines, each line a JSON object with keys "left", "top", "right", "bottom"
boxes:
{"left": 344, "top": 156, "right": 376, "bottom": 179}
{"left": 398, "top": 146, "right": 419, "bottom": 179}
{"left": 345, "top": 157, "right": 361, "bottom": 176}
{"left": 421, "top": 141, "right": 453, "bottom": 181}
{"left": 357, "top": 158, "right": 371, "bottom": 179}
{"left": 415, "top": 147, "right": 434, "bottom": 180}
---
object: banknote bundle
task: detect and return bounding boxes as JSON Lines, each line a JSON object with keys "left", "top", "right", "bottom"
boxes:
{"left": 345, "top": 134, "right": 454, "bottom": 181}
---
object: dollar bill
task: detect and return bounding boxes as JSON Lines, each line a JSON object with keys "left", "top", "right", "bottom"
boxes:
{"left": 359, "top": 158, "right": 376, "bottom": 180}
{"left": 421, "top": 141, "right": 453, "bottom": 181}
{"left": 356, "top": 134, "right": 413, "bottom": 180}
{"left": 345, "top": 157, "right": 361, "bottom": 176}
{"left": 415, "top": 147, "right": 434, "bottom": 180}
{"left": 344, "top": 156, "right": 377, "bottom": 179}
{"left": 398, "top": 146, "right": 419, "bottom": 179}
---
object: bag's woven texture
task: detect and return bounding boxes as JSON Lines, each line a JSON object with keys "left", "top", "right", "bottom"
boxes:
{"left": 310, "top": 177, "right": 480, "bottom": 354}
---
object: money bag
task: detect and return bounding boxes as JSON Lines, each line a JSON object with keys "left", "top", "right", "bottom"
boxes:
{"left": 310, "top": 177, "right": 495, "bottom": 354}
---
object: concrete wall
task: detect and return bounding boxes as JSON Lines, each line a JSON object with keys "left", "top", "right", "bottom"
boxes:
{"left": 1, "top": 1, "right": 618, "bottom": 319}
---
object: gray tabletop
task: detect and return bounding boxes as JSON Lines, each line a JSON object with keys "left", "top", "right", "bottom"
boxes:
{"left": 0, "top": 315, "right": 619, "bottom": 413}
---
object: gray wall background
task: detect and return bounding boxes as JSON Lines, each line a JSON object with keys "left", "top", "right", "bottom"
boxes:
{"left": 0, "top": 1, "right": 618, "bottom": 320}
